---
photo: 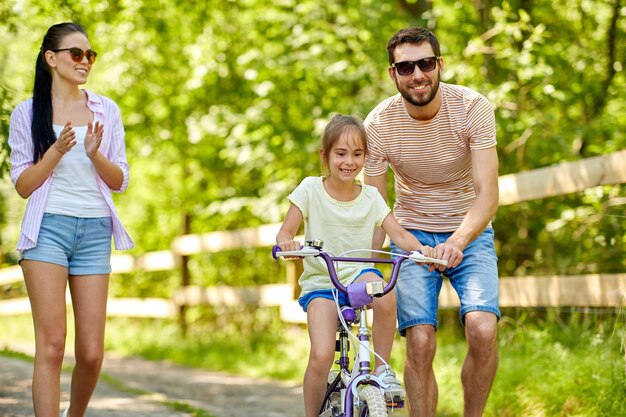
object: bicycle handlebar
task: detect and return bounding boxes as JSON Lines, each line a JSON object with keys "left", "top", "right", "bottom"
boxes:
{"left": 272, "top": 243, "right": 447, "bottom": 296}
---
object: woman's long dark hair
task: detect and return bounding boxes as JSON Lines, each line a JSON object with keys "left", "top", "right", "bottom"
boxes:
{"left": 32, "top": 22, "right": 88, "bottom": 161}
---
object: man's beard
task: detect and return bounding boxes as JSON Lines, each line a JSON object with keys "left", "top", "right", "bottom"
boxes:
{"left": 397, "top": 72, "right": 440, "bottom": 107}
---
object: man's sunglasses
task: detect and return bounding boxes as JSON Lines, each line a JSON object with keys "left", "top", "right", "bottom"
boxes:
{"left": 391, "top": 56, "right": 440, "bottom": 76}
{"left": 51, "top": 47, "right": 98, "bottom": 64}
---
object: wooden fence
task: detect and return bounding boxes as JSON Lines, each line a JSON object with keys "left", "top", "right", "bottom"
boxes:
{"left": 1, "top": 150, "right": 626, "bottom": 322}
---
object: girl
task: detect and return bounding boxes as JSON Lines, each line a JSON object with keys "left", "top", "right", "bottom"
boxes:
{"left": 8, "top": 22, "right": 133, "bottom": 417}
{"left": 276, "top": 114, "right": 435, "bottom": 417}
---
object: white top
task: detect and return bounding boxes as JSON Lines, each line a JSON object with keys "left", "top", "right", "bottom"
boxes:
{"left": 288, "top": 176, "right": 391, "bottom": 295}
{"left": 45, "top": 125, "right": 110, "bottom": 217}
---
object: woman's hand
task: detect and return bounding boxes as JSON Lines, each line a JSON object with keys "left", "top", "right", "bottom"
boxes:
{"left": 85, "top": 121, "right": 104, "bottom": 159}
{"left": 54, "top": 121, "right": 77, "bottom": 155}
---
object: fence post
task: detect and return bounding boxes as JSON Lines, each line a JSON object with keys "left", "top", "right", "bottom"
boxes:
{"left": 286, "top": 259, "right": 303, "bottom": 300}
{"left": 178, "top": 213, "right": 191, "bottom": 337}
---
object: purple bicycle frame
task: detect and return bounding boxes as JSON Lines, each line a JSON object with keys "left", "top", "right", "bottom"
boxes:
{"left": 273, "top": 246, "right": 411, "bottom": 417}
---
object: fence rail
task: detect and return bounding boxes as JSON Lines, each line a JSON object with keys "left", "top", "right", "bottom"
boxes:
{"left": 1, "top": 150, "right": 626, "bottom": 319}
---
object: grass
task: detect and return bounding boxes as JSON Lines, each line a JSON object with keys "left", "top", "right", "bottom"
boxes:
{"left": 1, "top": 306, "right": 624, "bottom": 417}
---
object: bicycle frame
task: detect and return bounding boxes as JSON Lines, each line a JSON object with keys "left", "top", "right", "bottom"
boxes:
{"left": 273, "top": 242, "right": 424, "bottom": 416}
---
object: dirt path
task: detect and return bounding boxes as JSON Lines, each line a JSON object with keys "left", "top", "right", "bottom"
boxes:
{"left": 0, "top": 347, "right": 304, "bottom": 417}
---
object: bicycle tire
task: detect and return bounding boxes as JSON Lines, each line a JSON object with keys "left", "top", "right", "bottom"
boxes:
{"left": 357, "top": 385, "right": 388, "bottom": 417}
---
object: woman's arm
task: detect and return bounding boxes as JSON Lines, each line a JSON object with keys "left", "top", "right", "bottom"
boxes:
{"left": 13, "top": 122, "right": 76, "bottom": 198}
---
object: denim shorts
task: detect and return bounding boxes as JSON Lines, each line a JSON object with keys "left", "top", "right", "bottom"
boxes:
{"left": 20, "top": 213, "right": 113, "bottom": 275}
{"left": 298, "top": 268, "right": 384, "bottom": 312}
{"left": 391, "top": 227, "right": 500, "bottom": 334}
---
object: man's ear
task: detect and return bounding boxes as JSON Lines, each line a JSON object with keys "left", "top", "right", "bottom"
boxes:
{"left": 388, "top": 66, "right": 396, "bottom": 82}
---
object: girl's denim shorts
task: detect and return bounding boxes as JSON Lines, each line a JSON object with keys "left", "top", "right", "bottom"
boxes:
{"left": 390, "top": 227, "right": 500, "bottom": 334}
{"left": 298, "top": 268, "right": 384, "bottom": 312}
{"left": 20, "top": 213, "right": 113, "bottom": 275}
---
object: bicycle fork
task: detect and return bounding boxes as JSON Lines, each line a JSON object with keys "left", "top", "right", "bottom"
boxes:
{"left": 346, "top": 308, "right": 380, "bottom": 417}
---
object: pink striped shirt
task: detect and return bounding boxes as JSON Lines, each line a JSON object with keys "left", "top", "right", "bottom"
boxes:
{"left": 364, "top": 83, "right": 496, "bottom": 232}
{"left": 9, "top": 89, "right": 134, "bottom": 251}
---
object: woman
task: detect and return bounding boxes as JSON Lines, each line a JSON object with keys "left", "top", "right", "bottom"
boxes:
{"left": 8, "top": 22, "right": 133, "bottom": 417}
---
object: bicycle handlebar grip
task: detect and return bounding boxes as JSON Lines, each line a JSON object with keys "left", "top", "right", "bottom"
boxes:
{"left": 271, "top": 245, "right": 281, "bottom": 259}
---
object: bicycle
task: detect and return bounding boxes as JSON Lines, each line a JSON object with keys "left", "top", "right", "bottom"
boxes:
{"left": 272, "top": 239, "right": 447, "bottom": 417}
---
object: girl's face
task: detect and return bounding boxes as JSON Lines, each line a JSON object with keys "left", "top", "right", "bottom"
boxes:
{"left": 323, "top": 128, "right": 366, "bottom": 183}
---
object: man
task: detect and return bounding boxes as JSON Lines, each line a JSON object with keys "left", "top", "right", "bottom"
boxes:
{"left": 364, "top": 27, "right": 500, "bottom": 417}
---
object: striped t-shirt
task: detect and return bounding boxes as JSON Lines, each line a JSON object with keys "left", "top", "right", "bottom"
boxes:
{"left": 364, "top": 82, "right": 496, "bottom": 232}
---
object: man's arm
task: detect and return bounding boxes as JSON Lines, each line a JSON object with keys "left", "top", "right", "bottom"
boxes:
{"left": 439, "top": 147, "right": 499, "bottom": 267}
{"left": 365, "top": 172, "right": 389, "bottom": 251}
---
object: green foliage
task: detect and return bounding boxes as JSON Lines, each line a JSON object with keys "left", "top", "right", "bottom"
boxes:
{"left": 0, "top": 0, "right": 625, "bottom": 311}
{"left": 104, "top": 306, "right": 307, "bottom": 380}
{"left": 4, "top": 307, "right": 623, "bottom": 416}
{"left": 489, "top": 308, "right": 626, "bottom": 416}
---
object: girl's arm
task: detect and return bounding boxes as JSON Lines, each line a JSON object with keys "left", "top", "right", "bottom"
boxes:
{"left": 275, "top": 203, "right": 304, "bottom": 251}
{"left": 381, "top": 213, "right": 435, "bottom": 258}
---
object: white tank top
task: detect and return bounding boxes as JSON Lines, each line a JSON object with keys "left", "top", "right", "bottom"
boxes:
{"left": 45, "top": 125, "right": 110, "bottom": 217}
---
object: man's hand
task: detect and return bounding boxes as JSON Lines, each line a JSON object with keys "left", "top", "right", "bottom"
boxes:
{"left": 433, "top": 240, "right": 464, "bottom": 271}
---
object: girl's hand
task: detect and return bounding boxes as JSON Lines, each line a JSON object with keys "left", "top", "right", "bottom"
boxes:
{"left": 419, "top": 245, "right": 436, "bottom": 259}
{"left": 278, "top": 240, "right": 301, "bottom": 252}
{"left": 54, "top": 121, "right": 77, "bottom": 155}
{"left": 413, "top": 245, "right": 435, "bottom": 265}
{"left": 277, "top": 240, "right": 302, "bottom": 259}
{"left": 85, "top": 121, "right": 104, "bottom": 159}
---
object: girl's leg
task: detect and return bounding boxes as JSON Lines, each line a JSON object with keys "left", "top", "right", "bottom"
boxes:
{"left": 66, "top": 274, "right": 109, "bottom": 417}
{"left": 303, "top": 298, "right": 339, "bottom": 417}
{"left": 22, "top": 260, "right": 69, "bottom": 417}
{"left": 354, "top": 272, "right": 396, "bottom": 366}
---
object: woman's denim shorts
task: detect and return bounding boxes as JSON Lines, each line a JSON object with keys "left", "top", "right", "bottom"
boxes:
{"left": 390, "top": 227, "right": 500, "bottom": 334}
{"left": 20, "top": 213, "right": 113, "bottom": 275}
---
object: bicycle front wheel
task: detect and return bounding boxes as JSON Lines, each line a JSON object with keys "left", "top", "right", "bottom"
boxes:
{"left": 358, "top": 385, "right": 388, "bottom": 417}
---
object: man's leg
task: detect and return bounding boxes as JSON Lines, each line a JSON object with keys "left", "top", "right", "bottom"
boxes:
{"left": 446, "top": 228, "right": 500, "bottom": 417}
{"left": 391, "top": 230, "right": 442, "bottom": 417}
{"left": 404, "top": 325, "right": 437, "bottom": 417}
{"left": 461, "top": 311, "right": 498, "bottom": 417}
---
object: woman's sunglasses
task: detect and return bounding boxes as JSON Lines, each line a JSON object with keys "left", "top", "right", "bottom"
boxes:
{"left": 51, "top": 47, "right": 98, "bottom": 64}
{"left": 391, "top": 56, "right": 440, "bottom": 76}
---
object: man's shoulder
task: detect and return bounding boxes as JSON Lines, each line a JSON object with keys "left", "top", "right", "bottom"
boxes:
{"left": 442, "top": 83, "right": 490, "bottom": 106}
{"left": 365, "top": 93, "right": 403, "bottom": 125}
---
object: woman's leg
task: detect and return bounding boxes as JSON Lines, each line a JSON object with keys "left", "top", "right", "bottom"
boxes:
{"left": 66, "top": 274, "right": 109, "bottom": 417}
{"left": 303, "top": 298, "right": 339, "bottom": 417}
{"left": 22, "top": 260, "right": 69, "bottom": 417}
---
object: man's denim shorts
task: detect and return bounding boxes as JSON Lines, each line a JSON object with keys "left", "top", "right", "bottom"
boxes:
{"left": 20, "top": 213, "right": 113, "bottom": 275}
{"left": 390, "top": 227, "right": 500, "bottom": 334}
{"left": 298, "top": 268, "right": 384, "bottom": 312}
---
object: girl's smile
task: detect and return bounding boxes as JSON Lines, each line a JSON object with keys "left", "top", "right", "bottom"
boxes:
{"left": 325, "top": 129, "right": 365, "bottom": 184}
